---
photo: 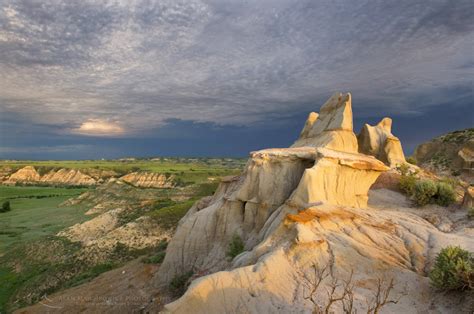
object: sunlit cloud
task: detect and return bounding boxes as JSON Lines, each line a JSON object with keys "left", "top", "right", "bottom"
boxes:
{"left": 72, "top": 119, "right": 125, "bottom": 137}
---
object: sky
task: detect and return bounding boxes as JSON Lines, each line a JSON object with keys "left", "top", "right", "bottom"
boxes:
{"left": 0, "top": 0, "right": 473, "bottom": 160}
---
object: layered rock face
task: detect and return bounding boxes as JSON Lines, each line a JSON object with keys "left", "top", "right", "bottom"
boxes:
{"left": 40, "top": 169, "right": 96, "bottom": 186}
{"left": 5, "top": 166, "right": 40, "bottom": 184}
{"left": 357, "top": 117, "right": 406, "bottom": 167}
{"left": 156, "top": 93, "right": 473, "bottom": 313}
{"left": 156, "top": 92, "right": 388, "bottom": 287}
{"left": 5, "top": 166, "right": 96, "bottom": 186}
{"left": 291, "top": 93, "right": 358, "bottom": 152}
{"left": 120, "top": 172, "right": 175, "bottom": 188}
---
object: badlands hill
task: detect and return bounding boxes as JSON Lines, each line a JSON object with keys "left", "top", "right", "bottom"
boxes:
{"left": 414, "top": 128, "right": 474, "bottom": 183}
{"left": 0, "top": 166, "right": 175, "bottom": 188}
{"left": 154, "top": 93, "right": 472, "bottom": 313}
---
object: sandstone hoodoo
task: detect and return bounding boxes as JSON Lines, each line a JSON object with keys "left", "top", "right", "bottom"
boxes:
{"left": 157, "top": 92, "right": 389, "bottom": 286}
{"left": 153, "top": 93, "right": 473, "bottom": 313}
{"left": 156, "top": 93, "right": 474, "bottom": 313}
{"left": 291, "top": 92, "right": 358, "bottom": 152}
{"left": 357, "top": 117, "right": 406, "bottom": 167}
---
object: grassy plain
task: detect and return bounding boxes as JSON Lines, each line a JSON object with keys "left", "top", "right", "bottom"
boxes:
{"left": 0, "top": 186, "right": 88, "bottom": 251}
{"left": 0, "top": 186, "right": 89, "bottom": 312}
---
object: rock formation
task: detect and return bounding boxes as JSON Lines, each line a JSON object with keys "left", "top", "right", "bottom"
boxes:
{"left": 5, "top": 166, "right": 40, "bottom": 184}
{"left": 4, "top": 166, "right": 97, "bottom": 186}
{"left": 120, "top": 172, "right": 175, "bottom": 188}
{"left": 291, "top": 93, "right": 358, "bottom": 152}
{"left": 154, "top": 93, "right": 473, "bottom": 313}
{"left": 462, "top": 186, "right": 473, "bottom": 210}
{"left": 157, "top": 93, "right": 389, "bottom": 285}
{"left": 414, "top": 128, "right": 473, "bottom": 182}
{"left": 40, "top": 168, "right": 96, "bottom": 186}
{"left": 357, "top": 117, "right": 406, "bottom": 167}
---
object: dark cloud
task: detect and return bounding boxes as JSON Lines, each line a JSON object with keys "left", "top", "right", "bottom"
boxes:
{"left": 0, "top": 0, "right": 472, "bottom": 158}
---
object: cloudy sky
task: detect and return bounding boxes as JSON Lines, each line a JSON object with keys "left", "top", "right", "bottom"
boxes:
{"left": 0, "top": 0, "right": 472, "bottom": 159}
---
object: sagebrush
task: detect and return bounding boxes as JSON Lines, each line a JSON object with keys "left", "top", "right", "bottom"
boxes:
{"left": 429, "top": 246, "right": 473, "bottom": 291}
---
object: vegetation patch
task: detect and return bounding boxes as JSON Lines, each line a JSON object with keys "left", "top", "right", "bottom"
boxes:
{"left": 147, "top": 199, "right": 196, "bottom": 230}
{"left": 227, "top": 234, "right": 245, "bottom": 259}
{"left": 142, "top": 240, "right": 168, "bottom": 264}
{"left": 397, "top": 164, "right": 456, "bottom": 207}
{"left": 429, "top": 246, "right": 473, "bottom": 291}
{"left": 1, "top": 200, "right": 11, "bottom": 213}
{"left": 65, "top": 263, "right": 116, "bottom": 288}
{"left": 169, "top": 270, "right": 194, "bottom": 297}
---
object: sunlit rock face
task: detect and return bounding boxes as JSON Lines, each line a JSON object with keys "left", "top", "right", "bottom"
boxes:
{"left": 120, "top": 172, "right": 175, "bottom": 188}
{"left": 40, "top": 169, "right": 96, "bottom": 186}
{"left": 5, "top": 166, "right": 40, "bottom": 184}
{"left": 291, "top": 92, "right": 358, "bottom": 152}
{"left": 357, "top": 117, "right": 406, "bottom": 167}
{"left": 156, "top": 92, "right": 388, "bottom": 286}
{"left": 154, "top": 93, "right": 473, "bottom": 314}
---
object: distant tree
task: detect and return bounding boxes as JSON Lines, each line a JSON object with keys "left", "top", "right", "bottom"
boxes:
{"left": 1, "top": 201, "right": 11, "bottom": 213}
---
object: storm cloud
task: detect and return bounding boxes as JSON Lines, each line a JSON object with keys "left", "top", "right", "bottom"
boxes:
{"left": 0, "top": 0, "right": 473, "bottom": 158}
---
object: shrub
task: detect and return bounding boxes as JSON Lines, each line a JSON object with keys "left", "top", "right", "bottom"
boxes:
{"left": 406, "top": 156, "right": 417, "bottom": 165}
{"left": 413, "top": 180, "right": 438, "bottom": 206}
{"left": 468, "top": 207, "right": 474, "bottom": 219}
{"left": 169, "top": 270, "right": 194, "bottom": 297}
{"left": 434, "top": 182, "right": 456, "bottom": 207}
{"left": 397, "top": 163, "right": 410, "bottom": 176}
{"left": 399, "top": 173, "right": 417, "bottom": 196}
{"left": 0, "top": 201, "right": 11, "bottom": 213}
{"left": 156, "top": 239, "right": 168, "bottom": 251}
{"left": 142, "top": 240, "right": 168, "bottom": 264}
{"left": 227, "top": 234, "right": 245, "bottom": 259}
{"left": 143, "top": 251, "right": 166, "bottom": 264}
{"left": 429, "top": 246, "right": 473, "bottom": 291}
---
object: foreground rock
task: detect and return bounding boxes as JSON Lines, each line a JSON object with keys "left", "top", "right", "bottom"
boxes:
{"left": 358, "top": 117, "right": 406, "bottom": 167}
{"left": 157, "top": 93, "right": 390, "bottom": 288}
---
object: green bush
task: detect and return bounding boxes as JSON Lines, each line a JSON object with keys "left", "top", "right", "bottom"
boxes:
{"left": 434, "top": 182, "right": 456, "bottom": 206}
{"left": 468, "top": 207, "right": 474, "bottom": 219}
{"left": 413, "top": 180, "right": 438, "bottom": 206}
{"left": 0, "top": 201, "right": 11, "bottom": 213}
{"left": 227, "top": 234, "right": 245, "bottom": 259}
{"left": 397, "top": 163, "right": 410, "bottom": 176}
{"left": 406, "top": 156, "right": 417, "bottom": 165}
{"left": 400, "top": 173, "right": 417, "bottom": 196}
{"left": 429, "top": 246, "right": 473, "bottom": 291}
{"left": 142, "top": 240, "right": 168, "bottom": 264}
{"left": 398, "top": 163, "right": 418, "bottom": 196}
{"left": 169, "top": 270, "right": 194, "bottom": 297}
{"left": 143, "top": 251, "right": 166, "bottom": 264}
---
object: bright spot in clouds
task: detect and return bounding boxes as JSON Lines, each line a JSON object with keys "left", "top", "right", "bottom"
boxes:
{"left": 73, "top": 119, "right": 125, "bottom": 137}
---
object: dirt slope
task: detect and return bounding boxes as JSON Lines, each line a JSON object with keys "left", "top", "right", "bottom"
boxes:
{"left": 15, "top": 260, "right": 162, "bottom": 314}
